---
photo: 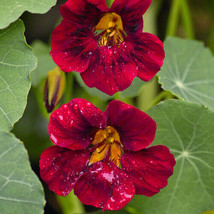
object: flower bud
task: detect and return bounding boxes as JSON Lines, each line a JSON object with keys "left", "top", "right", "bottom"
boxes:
{"left": 44, "top": 67, "right": 66, "bottom": 113}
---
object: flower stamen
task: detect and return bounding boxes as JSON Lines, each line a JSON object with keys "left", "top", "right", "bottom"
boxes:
{"left": 89, "top": 126, "right": 122, "bottom": 166}
{"left": 94, "top": 13, "right": 125, "bottom": 47}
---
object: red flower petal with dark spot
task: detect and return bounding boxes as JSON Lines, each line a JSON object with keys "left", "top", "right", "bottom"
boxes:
{"left": 48, "top": 98, "right": 106, "bottom": 150}
{"left": 40, "top": 99, "right": 176, "bottom": 210}
{"left": 121, "top": 145, "right": 176, "bottom": 196}
{"left": 105, "top": 100, "right": 156, "bottom": 151}
{"left": 132, "top": 33, "right": 165, "bottom": 81}
{"left": 81, "top": 46, "right": 137, "bottom": 95}
{"left": 74, "top": 161, "right": 135, "bottom": 210}
{"left": 40, "top": 146, "right": 90, "bottom": 196}
{"left": 50, "top": 0, "right": 165, "bottom": 95}
{"left": 87, "top": 0, "right": 109, "bottom": 11}
{"left": 111, "top": 0, "right": 152, "bottom": 34}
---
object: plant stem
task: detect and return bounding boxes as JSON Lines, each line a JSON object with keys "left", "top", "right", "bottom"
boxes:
{"left": 56, "top": 191, "right": 84, "bottom": 214}
{"left": 166, "top": 0, "right": 181, "bottom": 37}
{"left": 106, "top": 0, "right": 114, "bottom": 8}
{"left": 180, "top": 0, "right": 194, "bottom": 39}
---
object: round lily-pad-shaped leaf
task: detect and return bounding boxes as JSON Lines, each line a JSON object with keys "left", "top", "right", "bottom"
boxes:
{"left": 130, "top": 100, "right": 214, "bottom": 214}
{"left": 0, "top": 0, "right": 57, "bottom": 29}
{"left": 0, "top": 20, "right": 37, "bottom": 131}
{"left": 0, "top": 130, "right": 45, "bottom": 214}
{"left": 158, "top": 37, "right": 214, "bottom": 110}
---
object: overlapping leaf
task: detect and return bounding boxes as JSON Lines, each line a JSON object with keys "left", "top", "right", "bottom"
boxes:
{"left": 0, "top": 130, "right": 45, "bottom": 214}
{"left": 0, "top": 0, "right": 57, "bottom": 29}
{"left": 130, "top": 100, "right": 214, "bottom": 214}
{"left": 0, "top": 20, "right": 45, "bottom": 213}
{"left": 158, "top": 37, "right": 214, "bottom": 110}
{"left": 0, "top": 20, "right": 37, "bottom": 131}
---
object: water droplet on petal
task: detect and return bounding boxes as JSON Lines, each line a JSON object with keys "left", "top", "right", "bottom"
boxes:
{"left": 63, "top": 104, "right": 68, "bottom": 109}
{"left": 73, "top": 103, "right": 78, "bottom": 110}
{"left": 108, "top": 49, "right": 113, "bottom": 56}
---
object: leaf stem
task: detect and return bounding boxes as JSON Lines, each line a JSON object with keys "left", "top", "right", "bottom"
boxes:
{"left": 147, "top": 90, "right": 173, "bottom": 110}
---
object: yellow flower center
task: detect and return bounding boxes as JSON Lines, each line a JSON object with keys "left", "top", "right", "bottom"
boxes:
{"left": 89, "top": 126, "right": 122, "bottom": 166}
{"left": 94, "top": 13, "right": 126, "bottom": 47}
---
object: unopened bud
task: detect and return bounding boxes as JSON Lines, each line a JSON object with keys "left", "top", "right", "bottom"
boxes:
{"left": 44, "top": 67, "right": 66, "bottom": 113}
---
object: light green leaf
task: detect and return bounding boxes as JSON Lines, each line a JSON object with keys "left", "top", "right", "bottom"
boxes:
{"left": 130, "top": 100, "right": 214, "bottom": 214}
{"left": 0, "top": 0, "right": 57, "bottom": 29}
{"left": 117, "top": 78, "right": 145, "bottom": 99}
{"left": 0, "top": 130, "right": 45, "bottom": 214}
{"left": 0, "top": 20, "right": 37, "bottom": 131}
{"left": 31, "top": 41, "right": 56, "bottom": 87}
{"left": 158, "top": 37, "right": 214, "bottom": 110}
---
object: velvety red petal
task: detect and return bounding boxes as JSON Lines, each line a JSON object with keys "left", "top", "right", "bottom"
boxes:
{"left": 81, "top": 45, "right": 137, "bottom": 95}
{"left": 39, "top": 146, "right": 90, "bottom": 196}
{"left": 130, "top": 33, "right": 165, "bottom": 81}
{"left": 74, "top": 161, "right": 135, "bottom": 210}
{"left": 50, "top": 19, "right": 97, "bottom": 73}
{"left": 86, "top": 0, "right": 108, "bottom": 12}
{"left": 48, "top": 98, "right": 106, "bottom": 150}
{"left": 121, "top": 145, "right": 176, "bottom": 196}
{"left": 60, "top": 0, "right": 105, "bottom": 19}
{"left": 111, "top": 0, "right": 151, "bottom": 34}
{"left": 105, "top": 100, "right": 156, "bottom": 151}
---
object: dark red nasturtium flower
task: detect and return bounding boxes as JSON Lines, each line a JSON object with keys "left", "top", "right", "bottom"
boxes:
{"left": 50, "top": 0, "right": 165, "bottom": 95}
{"left": 40, "top": 98, "right": 175, "bottom": 210}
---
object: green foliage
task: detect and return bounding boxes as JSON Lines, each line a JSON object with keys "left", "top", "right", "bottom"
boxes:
{"left": 158, "top": 37, "right": 214, "bottom": 110}
{"left": 0, "top": 0, "right": 57, "bottom": 29}
{"left": 0, "top": 130, "right": 45, "bottom": 214}
{"left": 0, "top": 20, "right": 45, "bottom": 213}
{"left": 130, "top": 100, "right": 214, "bottom": 214}
{"left": 0, "top": 20, "right": 37, "bottom": 131}
{"left": 31, "top": 41, "right": 56, "bottom": 87}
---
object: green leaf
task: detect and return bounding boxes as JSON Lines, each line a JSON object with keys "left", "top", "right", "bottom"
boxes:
{"left": 31, "top": 41, "right": 56, "bottom": 87}
{"left": 0, "top": 20, "right": 37, "bottom": 131}
{"left": 0, "top": 130, "right": 45, "bottom": 214}
{"left": 130, "top": 100, "right": 214, "bottom": 214}
{"left": 0, "top": 0, "right": 57, "bottom": 29}
{"left": 158, "top": 37, "right": 214, "bottom": 110}
{"left": 117, "top": 78, "right": 145, "bottom": 99}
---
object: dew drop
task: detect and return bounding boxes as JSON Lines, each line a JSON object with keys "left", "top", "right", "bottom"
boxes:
{"left": 108, "top": 49, "right": 113, "bottom": 56}
{"left": 73, "top": 104, "right": 78, "bottom": 110}
{"left": 63, "top": 104, "right": 68, "bottom": 109}
{"left": 67, "top": 110, "right": 71, "bottom": 116}
{"left": 59, "top": 115, "right": 63, "bottom": 121}
{"left": 70, "top": 120, "right": 74, "bottom": 125}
